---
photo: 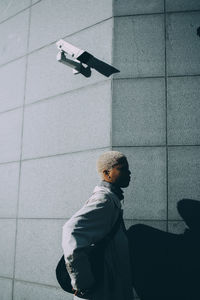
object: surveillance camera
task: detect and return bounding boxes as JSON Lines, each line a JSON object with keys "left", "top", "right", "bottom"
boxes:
{"left": 56, "top": 39, "right": 120, "bottom": 77}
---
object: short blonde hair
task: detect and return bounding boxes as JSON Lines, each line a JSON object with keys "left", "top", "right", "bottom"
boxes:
{"left": 96, "top": 151, "right": 127, "bottom": 178}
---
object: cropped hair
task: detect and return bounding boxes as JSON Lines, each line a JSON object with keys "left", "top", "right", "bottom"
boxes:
{"left": 96, "top": 151, "right": 127, "bottom": 178}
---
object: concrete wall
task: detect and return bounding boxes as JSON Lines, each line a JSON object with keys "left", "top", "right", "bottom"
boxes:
{"left": 112, "top": 0, "right": 200, "bottom": 232}
{"left": 0, "top": 0, "right": 200, "bottom": 299}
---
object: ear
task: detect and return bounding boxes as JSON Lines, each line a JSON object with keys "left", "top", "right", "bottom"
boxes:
{"left": 103, "top": 169, "right": 111, "bottom": 178}
{"left": 103, "top": 169, "right": 112, "bottom": 180}
{"left": 103, "top": 169, "right": 108, "bottom": 176}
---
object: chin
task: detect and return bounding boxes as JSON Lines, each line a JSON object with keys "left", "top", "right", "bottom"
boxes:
{"left": 120, "top": 180, "right": 130, "bottom": 188}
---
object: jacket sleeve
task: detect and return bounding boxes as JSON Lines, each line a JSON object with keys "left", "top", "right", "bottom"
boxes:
{"left": 62, "top": 193, "right": 116, "bottom": 290}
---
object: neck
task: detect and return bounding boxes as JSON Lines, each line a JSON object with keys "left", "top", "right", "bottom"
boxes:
{"left": 100, "top": 180, "right": 124, "bottom": 200}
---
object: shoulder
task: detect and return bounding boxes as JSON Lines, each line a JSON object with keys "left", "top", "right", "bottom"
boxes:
{"left": 63, "top": 188, "right": 115, "bottom": 231}
{"left": 86, "top": 187, "right": 115, "bottom": 209}
{"left": 87, "top": 185, "right": 122, "bottom": 209}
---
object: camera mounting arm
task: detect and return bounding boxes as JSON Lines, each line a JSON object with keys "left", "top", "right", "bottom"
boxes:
{"left": 56, "top": 51, "right": 91, "bottom": 77}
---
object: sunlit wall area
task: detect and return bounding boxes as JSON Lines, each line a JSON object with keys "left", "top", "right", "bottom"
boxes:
{"left": 0, "top": 0, "right": 113, "bottom": 299}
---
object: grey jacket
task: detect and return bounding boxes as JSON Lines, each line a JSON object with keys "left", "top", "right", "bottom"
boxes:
{"left": 62, "top": 181, "right": 134, "bottom": 300}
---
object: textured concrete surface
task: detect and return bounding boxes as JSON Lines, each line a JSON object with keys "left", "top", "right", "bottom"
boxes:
{"left": 168, "top": 147, "right": 200, "bottom": 220}
{"left": 167, "top": 76, "right": 200, "bottom": 145}
{"left": 32, "top": 0, "right": 41, "bottom": 4}
{"left": 125, "top": 219, "right": 167, "bottom": 231}
{"left": 0, "top": 278, "right": 12, "bottom": 300}
{"left": 0, "top": 162, "right": 19, "bottom": 217}
{"left": 113, "top": 15, "right": 165, "bottom": 78}
{"left": 0, "top": 9, "right": 29, "bottom": 66}
{"left": 113, "top": 0, "right": 164, "bottom": 15}
{"left": 14, "top": 281, "right": 72, "bottom": 300}
{"left": 166, "top": 12, "right": 200, "bottom": 75}
{"left": 0, "top": 220, "right": 16, "bottom": 277}
{"left": 28, "top": 0, "right": 112, "bottom": 51}
{"left": 113, "top": 146, "right": 167, "bottom": 220}
{"left": 0, "top": 58, "right": 26, "bottom": 112}
{"left": 0, "top": 108, "right": 23, "bottom": 163}
{"left": 112, "top": 78, "right": 166, "bottom": 145}
{"left": 166, "top": 0, "right": 200, "bottom": 11}
{"left": 15, "top": 219, "right": 64, "bottom": 285}
{"left": 19, "top": 148, "right": 110, "bottom": 218}
{"left": 168, "top": 221, "right": 187, "bottom": 234}
{"left": 22, "top": 81, "right": 111, "bottom": 159}
{"left": 0, "top": 0, "right": 31, "bottom": 23}
{"left": 25, "top": 19, "right": 112, "bottom": 103}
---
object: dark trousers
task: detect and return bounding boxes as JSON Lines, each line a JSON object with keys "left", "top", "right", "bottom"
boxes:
{"left": 127, "top": 224, "right": 200, "bottom": 300}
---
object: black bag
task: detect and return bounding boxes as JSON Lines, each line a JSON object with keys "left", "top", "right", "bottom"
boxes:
{"left": 56, "top": 210, "right": 123, "bottom": 295}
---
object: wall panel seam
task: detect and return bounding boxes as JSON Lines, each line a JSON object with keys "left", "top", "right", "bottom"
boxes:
{"left": 0, "top": 17, "right": 113, "bottom": 69}
{"left": 0, "top": 79, "right": 110, "bottom": 115}
{"left": 114, "top": 9, "right": 200, "bottom": 18}
{"left": 0, "top": 145, "right": 199, "bottom": 167}
{"left": 11, "top": 4, "right": 32, "bottom": 300}
{"left": 164, "top": 0, "right": 169, "bottom": 232}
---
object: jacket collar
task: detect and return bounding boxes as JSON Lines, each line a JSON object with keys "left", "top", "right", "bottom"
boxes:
{"left": 92, "top": 180, "right": 124, "bottom": 209}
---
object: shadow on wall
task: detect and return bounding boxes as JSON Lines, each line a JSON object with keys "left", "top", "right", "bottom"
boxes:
{"left": 197, "top": 26, "right": 200, "bottom": 37}
{"left": 127, "top": 199, "right": 200, "bottom": 300}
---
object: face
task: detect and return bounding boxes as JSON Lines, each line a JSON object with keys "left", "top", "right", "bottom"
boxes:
{"left": 103, "top": 159, "right": 131, "bottom": 188}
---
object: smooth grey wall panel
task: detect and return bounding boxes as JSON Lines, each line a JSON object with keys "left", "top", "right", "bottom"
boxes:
{"left": 0, "top": 220, "right": 16, "bottom": 277}
{"left": 112, "top": 78, "right": 166, "bottom": 146}
{"left": 168, "top": 147, "right": 200, "bottom": 220}
{"left": 0, "top": 9, "right": 29, "bottom": 66}
{"left": 166, "top": 12, "right": 200, "bottom": 75}
{"left": 26, "top": 19, "right": 112, "bottom": 104}
{"left": 15, "top": 219, "right": 66, "bottom": 285}
{"left": 22, "top": 81, "right": 111, "bottom": 159}
{"left": 0, "top": 108, "right": 23, "bottom": 163}
{"left": 167, "top": 76, "right": 200, "bottom": 145}
{"left": 0, "top": 278, "right": 12, "bottom": 300}
{"left": 14, "top": 281, "right": 72, "bottom": 300}
{"left": 0, "top": 58, "right": 26, "bottom": 113}
{"left": 0, "top": 0, "right": 31, "bottom": 23}
{"left": 29, "top": 0, "right": 112, "bottom": 51}
{"left": 166, "top": 0, "right": 200, "bottom": 11}
{"left": 113, "top": 0, "right": 164, "bottom": 16}
{"left": 19, "top": 148, "right": 110, "bottom": 218}
{"left": 113, "top": 15, "right": 165, "bottom": 78}
{"left": 0, "top": 162, "right": 19, "bottom": 218}
{"left": 113, "top": 146, "right": 167, "bottom": 220}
